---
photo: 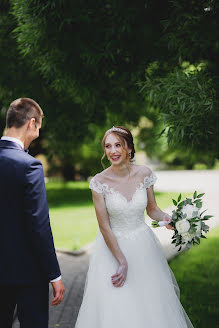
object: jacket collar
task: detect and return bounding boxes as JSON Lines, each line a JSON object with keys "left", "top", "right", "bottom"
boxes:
{"left": 0, "top": 139, "right": 24, "bottom": 151}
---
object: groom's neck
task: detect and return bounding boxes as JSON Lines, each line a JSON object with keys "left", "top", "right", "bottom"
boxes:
{"left": 4, "top": 127, "right": 26, "bottom": 145}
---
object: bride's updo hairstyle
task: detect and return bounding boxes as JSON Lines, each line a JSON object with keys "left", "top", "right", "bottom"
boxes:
{"left": 101, "top": 126, "right": 136, "bottom": 167}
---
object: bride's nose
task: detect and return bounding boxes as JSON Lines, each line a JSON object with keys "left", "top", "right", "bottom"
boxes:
{"left": 110, "top": 146, "right": 118, "bottom": 154}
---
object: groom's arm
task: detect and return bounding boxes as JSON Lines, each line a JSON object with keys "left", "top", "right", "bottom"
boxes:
{"left": 24, "top": 159, "right": 61, "bottom": 281}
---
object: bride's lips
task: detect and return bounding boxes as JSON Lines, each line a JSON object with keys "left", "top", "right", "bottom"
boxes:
{"left": 111, "top": 156, "right": 121, "bottom": 161}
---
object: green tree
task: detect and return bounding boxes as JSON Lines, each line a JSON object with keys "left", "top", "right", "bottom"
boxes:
{"left": 1, "top": 0, "right": 218, "bottom": 178}
{"left": 11, "top": 0, "right": 218, "bottom": 158}
{"left": 0, "top": 0, "right": 108, "bottom": 178}
{"left": 140, "top": 0, "right": 219, "bottom": 158}
{"left": 140, "top": 66, "right": 218, "bottom": 161}
{"left": 10, "top": 0, "right": 170, "bottom": 136}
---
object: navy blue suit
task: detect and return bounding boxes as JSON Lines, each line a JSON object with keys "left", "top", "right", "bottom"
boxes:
{"left": 0, "top": 140, "right": 61, "bottom": 327}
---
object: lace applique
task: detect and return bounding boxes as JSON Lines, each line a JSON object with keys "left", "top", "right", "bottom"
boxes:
{"left": 90, "top": 175, "right": 130, "bottom": 196}
{"left": 89, "top": 177, "right": 115, "bottom": 194}
{"left": 129, "top": 172, "right": 157, "bottom": 195}
{"left": 89, "top": 178, "right": 103, "bottom": 194}
{"left": 142, "top": 172, "right": 157, "bottom": 189}
{"left": 89, "top": 172, "right": 157, "bottom": 195}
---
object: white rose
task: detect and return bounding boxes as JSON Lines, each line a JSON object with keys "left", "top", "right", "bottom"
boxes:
{"left": 181, "top": 204, "right": 199, "bottom": 220}
{"left": 181, "top": 232, "right": 193, "bottom": 243}
{"left": 175, "top": 219, "right": 190, "bottom": 234}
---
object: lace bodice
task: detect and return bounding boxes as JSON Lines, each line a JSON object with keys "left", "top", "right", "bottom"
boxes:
{"left": 89, "top": 166, "right": 157, "bottom": 239}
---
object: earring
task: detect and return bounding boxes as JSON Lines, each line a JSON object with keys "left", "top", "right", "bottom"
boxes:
{"left": 129, "top": 152, "right": 132, "bottom": 159}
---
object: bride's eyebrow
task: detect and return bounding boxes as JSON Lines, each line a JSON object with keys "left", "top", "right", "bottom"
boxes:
{"left": 105, "top": 141, "right": 121, "bottom": 146}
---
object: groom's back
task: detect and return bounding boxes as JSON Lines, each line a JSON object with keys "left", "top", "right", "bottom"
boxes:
{"left": 0, "top": 99, "right": 63, "bottom": 327}
{"left": 0, "top": 145, "right": 30, "bottom": 221}
{"left": 0, "top": 144, "right": 47, "bottom": 284}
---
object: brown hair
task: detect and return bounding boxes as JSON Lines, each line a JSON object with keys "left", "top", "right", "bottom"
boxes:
{"left": 101, "top": 126, "right": 135, "bottom": 167}
{"left": 6, "top": 98, "right": 44, "bottom": 129}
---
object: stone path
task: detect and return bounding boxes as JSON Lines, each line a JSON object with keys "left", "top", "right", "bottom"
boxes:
{"left": 13, "top": 170, "right": 219, "bottom": 327}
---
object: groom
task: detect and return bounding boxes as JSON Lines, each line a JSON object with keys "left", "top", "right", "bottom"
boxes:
{"left": 0, "top": 98, "right": 65, "bottom": 327}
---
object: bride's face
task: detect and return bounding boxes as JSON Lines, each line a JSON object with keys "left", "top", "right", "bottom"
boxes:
{"left": 104, "top": 133, "right": 129, "bottom": 166}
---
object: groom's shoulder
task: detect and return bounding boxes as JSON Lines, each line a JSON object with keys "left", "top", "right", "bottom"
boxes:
{"left": 22, "top": 154, "right": 45, "bottom": 181}
{"left": 24, "top": 153, "right": 43, "bottom": 170}
{"left": 14, "top": 151, "right": 43, "bottom": 173}
{"left": 17, "top": 151, "right": 41, "bottom": 165}
{"left": 1, "top": 146, "right": 41, "bottom": 167}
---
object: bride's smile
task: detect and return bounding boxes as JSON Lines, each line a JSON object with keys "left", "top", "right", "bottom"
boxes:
{"left": 104, "top": 133, "right": 132, "bottom": 167}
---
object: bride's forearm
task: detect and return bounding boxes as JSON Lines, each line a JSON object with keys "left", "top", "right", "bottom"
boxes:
{"left": 92, "top": 191, "right": 127, "bottom": 267}
{"left": 101, "top": 227, "right": 127, "bottom": 266}
{"left": 146, "top": 206, "right": 171, "bottom": 222}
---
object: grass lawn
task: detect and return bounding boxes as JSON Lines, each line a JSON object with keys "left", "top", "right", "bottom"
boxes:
{"left": 47, "top": 181, "right": 191, "bottom": 251}
{"left": 169, "top": 226, "right": 219, "bottom": 328}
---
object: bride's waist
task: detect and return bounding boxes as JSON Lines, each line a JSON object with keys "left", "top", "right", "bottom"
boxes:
{"left": 109, "top": 219, "right": 149, "bottom": 240}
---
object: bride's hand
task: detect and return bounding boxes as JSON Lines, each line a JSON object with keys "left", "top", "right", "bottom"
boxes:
{"left": 111, "top": 262, "right": 128, "bottom": 288}
{"left": 165, "top": 223, "right": 174, "bottom": 230}
{"left": 162, "top": 213, "right": 174, "bottom": 230}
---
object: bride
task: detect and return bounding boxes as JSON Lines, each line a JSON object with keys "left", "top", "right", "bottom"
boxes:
{"left": 75, "top": 126, "right": 194, "bottom": 328}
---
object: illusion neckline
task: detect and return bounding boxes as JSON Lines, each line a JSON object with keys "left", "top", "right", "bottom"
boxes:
{"left": 94, "top": 177, "right": 150, "bottom": 203}
{"left": 106, "top": 186, "right": 147, "bottom": 204}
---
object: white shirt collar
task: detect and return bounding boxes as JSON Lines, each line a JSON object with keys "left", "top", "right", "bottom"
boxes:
{"left": 1, "top": 136, "right": 24, "bottom": 149}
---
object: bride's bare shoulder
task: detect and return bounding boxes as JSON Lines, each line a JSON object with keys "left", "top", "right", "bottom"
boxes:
{"left": 134, "top": 165, "right": 153, "bottom": 177}
{"left": 92, "top": 167, "right": 111, "bottom": 182}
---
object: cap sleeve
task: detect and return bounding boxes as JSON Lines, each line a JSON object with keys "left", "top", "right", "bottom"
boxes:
{"left": 143, "top": 171, "right": 157, "bottom": 189}
{"left": 89, "top": 176, "right": 103, "bottom": 194}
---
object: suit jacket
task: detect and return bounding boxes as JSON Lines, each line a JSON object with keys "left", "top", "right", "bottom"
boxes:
{"left": 0, "top": 140, "right": 61, "bottom": 285}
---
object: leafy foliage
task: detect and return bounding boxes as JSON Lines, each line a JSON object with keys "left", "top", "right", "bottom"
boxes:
{"left": 140, "top": 0, "right": 219, "bottom": 157}
{"left": 0, "top": 0, "right": 218, "bottom": 179}
{"left": 141, "top": 67, "right": 218, "bottom": 156}
{"left": 11, "top": 0, "right": 165, "bottom": 132}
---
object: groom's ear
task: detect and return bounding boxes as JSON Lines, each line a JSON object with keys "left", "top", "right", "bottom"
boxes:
{"left": 27, "top": 118, "right": 36, "bottom": 130}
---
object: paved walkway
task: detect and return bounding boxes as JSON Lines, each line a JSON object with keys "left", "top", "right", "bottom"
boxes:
{"left": 13, "top": 170, "right": 219, "bottom": 328}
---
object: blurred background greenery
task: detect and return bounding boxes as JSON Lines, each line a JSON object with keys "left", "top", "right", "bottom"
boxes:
{"left": 0, "top": 0, "right": 218, "bottom": 180}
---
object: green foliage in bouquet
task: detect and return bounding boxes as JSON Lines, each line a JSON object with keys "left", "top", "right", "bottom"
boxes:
{"left": 169, "top": 192, "right": 213, "bottom": 251}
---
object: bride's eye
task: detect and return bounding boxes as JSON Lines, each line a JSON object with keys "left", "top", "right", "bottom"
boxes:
{"left": 116, "top": 143, "right": 121, "bottom": 147}
{"left": 105, "top": 145, "right": 110, "bottom": 148}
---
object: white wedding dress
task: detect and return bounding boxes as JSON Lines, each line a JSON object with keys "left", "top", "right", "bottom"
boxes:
{"left": 75, "top": 166, "right": 194, "bottom": 328}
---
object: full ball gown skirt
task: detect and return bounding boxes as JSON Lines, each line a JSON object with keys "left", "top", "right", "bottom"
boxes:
{"left": 75, "top": 172, "right": 194, "bottom": 328}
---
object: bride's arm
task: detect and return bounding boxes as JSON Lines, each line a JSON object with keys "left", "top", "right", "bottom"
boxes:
{"left": 146, "top": 186, "right": 173, "bottom": 230}
{"left": 92, "top": 190, "right": 128, "bottom": 287}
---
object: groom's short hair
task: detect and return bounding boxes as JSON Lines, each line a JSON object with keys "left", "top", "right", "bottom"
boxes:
{"left": 6, "top": 98, "right": 44, "bottom": 128}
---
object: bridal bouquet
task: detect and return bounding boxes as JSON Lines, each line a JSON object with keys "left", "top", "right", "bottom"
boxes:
{"left": 152, "top": 191, "right": 213, "bottom": 251}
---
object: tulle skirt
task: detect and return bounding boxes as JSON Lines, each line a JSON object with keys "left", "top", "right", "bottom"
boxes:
{"left": 75, "top": 223, "right": 194, "bottom": 328}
